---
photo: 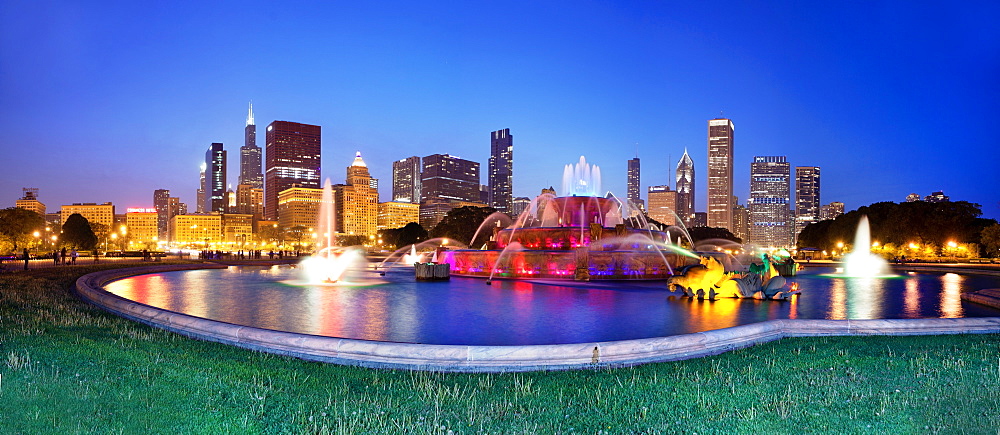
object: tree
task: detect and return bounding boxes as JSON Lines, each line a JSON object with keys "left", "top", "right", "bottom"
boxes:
{"left": 688, "top": 226, "right": 741, "bottom": 244}
{"left": 257, "top": 224, "right": 284, "bottom": 247}
{"left": 380, "top": 222, "right": 429, "bottom": 248}
{"left": 286, "top": 226, "right": 309, "bottom": 251}
{"left": 797, "top": 200, "right": 997, "bottom": 252}
{"left": 982, "top": 224, "right": 1000, "bottom": 258}
{"left": 0, "top": 207, "right": 45, "bottom": 252}
{"left": 61, "top": 213, "right": 98, "bottom": 250}
{"left": 430, "top": 206, "right": 498, "bottom": 248}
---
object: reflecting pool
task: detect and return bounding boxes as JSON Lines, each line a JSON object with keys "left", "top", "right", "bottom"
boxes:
{"left": 103, "top": 266, "right": 1000, "bottom": 346}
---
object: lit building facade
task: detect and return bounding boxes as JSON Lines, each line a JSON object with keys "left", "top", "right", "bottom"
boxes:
{"left": 15, "top": 188, "right": 45, "bottom": 216}
{"left": 61, "top": 202, "right": 115, "bottom": 229}
{"left": 277, "top": 187, "right": 323, "bottom": 231}
{"left": 421, "top": 154, "right": 480, "bottom": 202}
{"left": 511, "top": 196, "right": 531, "bottom": 218}
{"left": 334, "top": 152, "right": 379, "bottom": 238}
{"left": 821, "top": 202, "right": 845, "bottom": 220}
{"left": 749, "top": 156, "right": 791, "bottom": 248}
{"left": 392, "top": 156, "right": 421, "bottom": 203}
{"left": 221, "top": 213, "right": 254, "bottom": 245}
{"left": 675, "top": 150, "right": 695, "bottom": 225}
{"left": 419, "top": 198, "right": 486, "bottom": 230}
{"left": 794, "top": 166, "right": 821, "bottom": 239}
{"left": 125, "top": 208, "right": 159, "bottom": 248}
{"left": 732, "top": 203, "right": 750, "bottom": 243}
{"left": 236, "top": 184, "right": 264, "bottom": 218}
{"left": 647, "top": 185, "right": 677, "bottom": 226}
{"left": 196, "top": 163, "right": 206, "bottom": 213}
{"left": 707, "top": 118, "right": 734, "bottom": 230}
{"left": 377, "top": 201, "right": 420, "bottom": 230}
{"left": 240, "top": 102, "right": 263, "bottom": 188}
{"left": 488, "top": 129, "right": 513, "bottom": 214}
{"left": 204, "top": 142, "right": 227, "bottom": 213}
{"left": 169, "top": 214, "right": 221, "bottom": 246}
{"left": 265, "top": 121, "right": 321, "bottom": 221}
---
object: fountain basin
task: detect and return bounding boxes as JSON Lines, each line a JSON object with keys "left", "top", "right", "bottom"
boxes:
{"left": 442, "top": 249, "right": 691, "bottom": 279}
{"left": 78, "top": 264, "right": 1000, "bottom": 372}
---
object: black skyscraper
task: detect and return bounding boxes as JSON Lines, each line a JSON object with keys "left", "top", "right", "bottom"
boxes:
{"left": 240, "top": 101, "right": 263, "bottom": 188}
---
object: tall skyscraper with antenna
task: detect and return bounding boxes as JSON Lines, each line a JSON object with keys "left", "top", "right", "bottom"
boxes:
{"left": 240, "top": 102, "right": 263, "bottom": 189}
{"left": 675, "top": 149, "right": 695, "bottom": 224}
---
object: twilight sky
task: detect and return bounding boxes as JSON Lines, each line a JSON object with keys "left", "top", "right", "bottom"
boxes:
{"left": 2, "top": 1, "right": 998, "bottom": 220}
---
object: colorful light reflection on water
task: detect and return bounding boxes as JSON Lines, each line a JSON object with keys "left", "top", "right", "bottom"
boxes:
{"left": 102, "top": 266, "right": 1000, "bottom": 346}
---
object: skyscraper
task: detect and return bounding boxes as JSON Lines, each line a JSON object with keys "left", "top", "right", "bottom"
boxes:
{"left": 240, "top": 101, "right": 263, "bottom": 188}
{"left": 196, "top": 163, "right": 206, "bottom": 213}
{"left": 204, "top": 143, "right": 227, "bottom": 213}
{"left": 335, "top": 152, "right": 379, "bottom": 238}
{"left": 647, "top": 185, "right": 677, "bottom": 225}
{"left": 392, "top": 156, "right": 421, "bottom": 203}
{"left": 488, "top": 129, "right": 513, "bottom": 214}
{"left": 707, "top": 118, "right": 734, "bottom": 230}
{"left": 420, "top": 154, "right": 482, "bottom": 228}
{"left": 820, "top": 201, "right": 844, "bottom": 220}
{"left": 421, "top": 154, "right": 480, "bottom": 202}
{"left": 153, "top": 189, "right": 170, "bottom": 239}
{"left": 749, "top": 156, "right": 791, "bottom": 248}
{"left": 627, "top": 157, "right": 641, "bottom": 210}
{"left": 675, "top": 149, "right": 695, "bottom": 224}
{"left": 264, "top": 121, "right": 321, "bottom": 221}
{"left": 794, "top": 166, "right": 821, "bottom": 239}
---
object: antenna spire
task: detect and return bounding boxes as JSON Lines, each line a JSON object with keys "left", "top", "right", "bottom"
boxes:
{"left": 246, "top": 100, "right": 254, "bottom": 126}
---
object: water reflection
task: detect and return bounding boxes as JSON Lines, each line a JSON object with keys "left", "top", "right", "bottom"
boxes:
{"left": 939, "top": 273, "right": 963, "bottom": 318}
{"left": 101, "top": 266, "right": 1000, "bottom": 345}
{"left": 904, "top": 278, "right": 920, "bottom": 317}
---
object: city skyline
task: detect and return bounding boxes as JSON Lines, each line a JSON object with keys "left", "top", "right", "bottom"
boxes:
{"left": 1, "top": 2, "right": 997, "bottom": 220}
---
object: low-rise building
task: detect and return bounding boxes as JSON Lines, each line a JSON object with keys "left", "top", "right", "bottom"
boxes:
{"left": 377, "top": 201, "right": 420, "bottom": 230}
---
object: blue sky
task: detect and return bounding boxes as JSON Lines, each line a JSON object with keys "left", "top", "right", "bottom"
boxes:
{"left": 2, "top": 1, "right": 998, "bottom": 220}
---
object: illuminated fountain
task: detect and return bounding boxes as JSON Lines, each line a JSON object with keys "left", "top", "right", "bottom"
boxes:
{"left": 296, "top": 179, "right": 376, "bottom": 286}
{"left": 840, "top": 215, "right": 895, "bottom": 278}
{"left": 442, "top": 157, "right": 698, "bottom": 280}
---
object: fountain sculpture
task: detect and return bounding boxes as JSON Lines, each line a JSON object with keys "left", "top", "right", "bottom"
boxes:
{"left": 441, "top": 156, "right": 697, "bottom": 280}
{"left": 667, "top": 254, "right": 798, "bottom": 300}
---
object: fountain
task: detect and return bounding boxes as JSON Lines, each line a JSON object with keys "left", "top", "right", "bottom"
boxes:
{"left": 442, "top": 156, "right": 698, "bottom": 280}
{"left": 295, "top": 179, "right": 379, "bottom": 286}
{"left": 840, "top": 215, "right": 895, "bottom": 278}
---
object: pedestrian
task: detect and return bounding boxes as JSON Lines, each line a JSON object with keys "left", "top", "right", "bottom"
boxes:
{"left": 61, "top": 247, "right": 67, "bottom": 265}
{"left": 71, "top": 248, "right": 78, "bottom": 264}
{"left": 22, "top": 248, "right": 29, "bottom": 270}
{"left": 52, "top": 250, "right": 59, "bottom": 265}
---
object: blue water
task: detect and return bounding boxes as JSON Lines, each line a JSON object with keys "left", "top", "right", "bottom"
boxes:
{"left": 103, "top": 266, "right": 1000, "bottom": 345}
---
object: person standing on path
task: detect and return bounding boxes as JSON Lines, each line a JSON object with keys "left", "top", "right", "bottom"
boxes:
{"left": 22, "top": 248, "right": 29, "bottom": 270}
{"left": 71, "top": 248, "right": 78, "bottom": 264}
{"left": 60, "top": 247, "right": 67, "bottom": 265}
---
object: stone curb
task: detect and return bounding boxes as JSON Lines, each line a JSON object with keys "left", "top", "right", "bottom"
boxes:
{"left": 74, "top": 264, "right": 1000, "bottom": 373}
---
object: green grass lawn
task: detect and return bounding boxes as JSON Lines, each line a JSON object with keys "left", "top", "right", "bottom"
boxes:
{"left": 1, "top": 264, "right": 999, "bottom": 433}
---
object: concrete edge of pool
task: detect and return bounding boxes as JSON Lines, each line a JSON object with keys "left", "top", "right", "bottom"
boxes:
{"left": 75, "top": 264, "right": 1000, "bottom": 373}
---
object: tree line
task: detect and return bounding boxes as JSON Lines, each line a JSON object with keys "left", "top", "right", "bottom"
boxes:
{"left": 797, "top": 201, "right": 1000, "bottom": 257}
